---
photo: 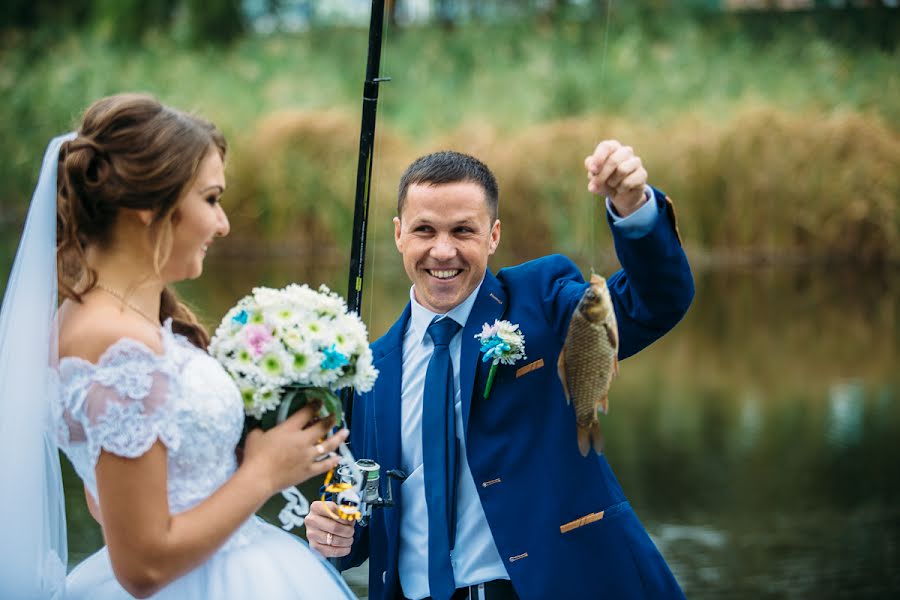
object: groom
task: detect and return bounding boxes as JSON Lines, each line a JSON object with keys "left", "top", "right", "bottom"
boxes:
{"left": 307, "top": 140, "right": 693, "bottom": 600}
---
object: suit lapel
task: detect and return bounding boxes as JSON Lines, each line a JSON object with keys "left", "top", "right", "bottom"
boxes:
{"left": 372, "top": 304, "right": 409, "bottom": 476}
{"left": 460, "top": 271, "right": 507, "bottom": 432}
{"left": 370, "top": 304, "right": 409, "bottom": 560}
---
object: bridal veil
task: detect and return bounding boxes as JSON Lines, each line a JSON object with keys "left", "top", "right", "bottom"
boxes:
{"left": 0, "top": 133, "right": 74, "bottom": 599}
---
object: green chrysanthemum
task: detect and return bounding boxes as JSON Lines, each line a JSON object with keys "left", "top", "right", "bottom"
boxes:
{"left": 262, "top": 353, "right": 284, "bottom": 376}
{"left": 240, "top": 388, "right": 255, "bottom": 409}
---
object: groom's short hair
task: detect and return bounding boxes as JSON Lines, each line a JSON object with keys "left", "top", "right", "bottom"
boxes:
{"left": 397, "top": 150, "right": 499, "bottom": 221}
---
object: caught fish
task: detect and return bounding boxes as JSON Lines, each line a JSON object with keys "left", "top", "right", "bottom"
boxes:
{"left": 557, "top": 273, "right": 619, "bottom": 457}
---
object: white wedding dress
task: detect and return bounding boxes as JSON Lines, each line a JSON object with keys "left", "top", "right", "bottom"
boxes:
{"left": 55, "top": 319, "right": 356, "bottom": 599}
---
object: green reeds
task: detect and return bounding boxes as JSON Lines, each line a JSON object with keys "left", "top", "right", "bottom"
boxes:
{"left": 1, "top": 19, "right": 897, "bottom": 264}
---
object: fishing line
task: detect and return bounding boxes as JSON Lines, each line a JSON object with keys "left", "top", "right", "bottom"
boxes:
{"left": 322, "top": 0, "right": 393, "bottom": 534}
{"left": 364, "top": 14, "right": 392, "bottom": 335}
{"left": 591, "top": 0, "right": 613, "bottom": 272}
{"left": 343, "top": 0, "right": 390, "bottom": 430}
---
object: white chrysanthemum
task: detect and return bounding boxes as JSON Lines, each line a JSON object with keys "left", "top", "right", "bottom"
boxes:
{"left": 497, "top": 324, "right": 524, "bottom": 345}
{"left": 479, "top": 321, "right": 498, "bottom": 338}
{"left": 350, "top": 350, "right": 378, "bottom": 392}
{"left": 252, "top": 286, "right": 285, "bottom": 308}
{"left": 247, "top": 385, "right": 281, "bottom": 419}
{"left": 281, "top": 328, "right": 306, "bottom": 353}
{"left": 474, "top": 319, "right": 526, "bottom": 365}
{"left": 290, "top": 345, "right": 321, "bottom": 380}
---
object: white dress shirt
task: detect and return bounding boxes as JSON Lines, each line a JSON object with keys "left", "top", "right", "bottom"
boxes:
{"left": 398, "top": 281, "right": 509, "bottom": 600}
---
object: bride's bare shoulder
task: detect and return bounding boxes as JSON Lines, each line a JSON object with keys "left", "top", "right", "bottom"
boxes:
{"left": 59, "top": 297, "right": 164, "bottom": 364}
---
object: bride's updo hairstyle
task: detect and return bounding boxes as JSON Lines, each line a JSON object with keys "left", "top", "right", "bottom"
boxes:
{"left": 57, "top": 93, "right": 227, "bottom": 348}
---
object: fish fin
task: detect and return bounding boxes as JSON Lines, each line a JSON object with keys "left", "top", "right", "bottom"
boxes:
{"left": 598, "top": 394, "right": 609, "bottom": 415}
{"left": 591, "top": 422, "right": 605, "bottom": 455}
{"left": 557, "top": 347, "right": 571, "bottom": 405}
{"left": 603, "top": 321, "right": 618, "bottom": 353}
{"left": 577, "top": 427, "right": 590, "bottom": 457}
{"left": 613, "top": 354, "right": 619, "bottom": 378}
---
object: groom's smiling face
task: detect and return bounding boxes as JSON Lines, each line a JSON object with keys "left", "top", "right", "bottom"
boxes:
{"left": 394, "top": 181, "right": 501, "bottom": 314}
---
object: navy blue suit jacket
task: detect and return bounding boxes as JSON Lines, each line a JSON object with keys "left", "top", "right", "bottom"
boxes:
{"left": 342, "top": 190, "right": 694, "bottom": 600}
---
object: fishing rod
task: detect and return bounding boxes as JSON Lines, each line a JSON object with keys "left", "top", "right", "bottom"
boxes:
{"left": 343, "top": 0, "right": 390, "bottom": 431}
{"left": 318, "top": 0, "right": 395, "bottom": 541}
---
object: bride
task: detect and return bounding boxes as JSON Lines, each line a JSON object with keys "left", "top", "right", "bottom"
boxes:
{"left": 0, "top": 93, "right": 358, "bottom": 599}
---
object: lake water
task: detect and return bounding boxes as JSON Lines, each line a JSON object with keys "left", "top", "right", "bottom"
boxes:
{"left": 2, "top": 243, "right": 898, "bottom": 598}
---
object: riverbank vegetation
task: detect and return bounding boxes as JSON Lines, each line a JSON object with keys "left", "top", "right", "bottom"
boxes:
{"left": 2, "top": 9, "right": 897, "bottom": 264}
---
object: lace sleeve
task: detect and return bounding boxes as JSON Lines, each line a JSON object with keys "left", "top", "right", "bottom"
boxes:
{"left": 60, "top": 337, "right": 183, "bottom": 467}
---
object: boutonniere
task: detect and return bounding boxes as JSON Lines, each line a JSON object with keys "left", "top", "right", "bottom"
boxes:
{"left": 474, "top": 319, "right": 526, "bottom": 399}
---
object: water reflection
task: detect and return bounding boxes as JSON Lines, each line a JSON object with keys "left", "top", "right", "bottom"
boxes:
{"left": 1, "top": 247, "right": 898, "bottom": 598}
{"left": 603, "top": 265, "right": 899, "bottom": 598}
{"left": 826, "top": 380, "right": 865, "bottom": 448}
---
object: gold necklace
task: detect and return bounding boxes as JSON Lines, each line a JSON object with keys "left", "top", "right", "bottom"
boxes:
{"left": 94, "top": 283, "right": 159, "bottom": 326}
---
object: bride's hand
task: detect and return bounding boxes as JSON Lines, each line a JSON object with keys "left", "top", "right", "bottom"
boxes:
{"left": 241, "top": 403, "right": 348, "bottom": 496}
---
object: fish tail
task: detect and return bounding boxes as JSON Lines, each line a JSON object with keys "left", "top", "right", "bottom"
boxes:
{"left": 578, "top": 422, "right": 605, "bottom": 457}
{"left": 591, "top": 422, "right": 605, "bottom": 454}
{"left": 577, "top": 427, "right": 591, "bottom": 457}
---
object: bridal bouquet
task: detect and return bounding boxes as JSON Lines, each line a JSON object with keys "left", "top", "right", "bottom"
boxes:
{"left": 210, "top": 283, "right": 378, "bottom": 426}
{"left": 209, "top": 283, "right": 378, "bottom": 529}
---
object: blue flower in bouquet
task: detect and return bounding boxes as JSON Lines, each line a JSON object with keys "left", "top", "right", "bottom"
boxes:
{"left": 322, "top": 345, "right": 350, "bottom": 370}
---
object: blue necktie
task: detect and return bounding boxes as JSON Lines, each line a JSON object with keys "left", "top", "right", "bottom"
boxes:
{"left": 423, "top": 316, "right": 462, "bottom": 600}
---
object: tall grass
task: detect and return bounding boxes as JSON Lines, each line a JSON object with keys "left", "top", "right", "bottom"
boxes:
{"left": 1, "top": 17, "right": 897, "bottom": 262}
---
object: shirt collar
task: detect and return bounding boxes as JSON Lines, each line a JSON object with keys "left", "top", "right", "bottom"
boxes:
{"left": 407, "top": 278, "right": 484, "bottom": 344}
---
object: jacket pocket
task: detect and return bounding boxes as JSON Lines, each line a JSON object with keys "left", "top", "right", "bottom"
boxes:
{"left": 559, "top": 500, "right": 630, "bottom": 534}
{"left": 515, "top": 358, "right": 545, "bottom": 378}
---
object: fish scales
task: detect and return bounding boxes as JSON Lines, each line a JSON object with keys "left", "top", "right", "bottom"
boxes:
{"left": 565, "top": 310, "right": 617, "bottom": 422}
{"left": 557, "top": 274, "right": 618, "bottom": 456}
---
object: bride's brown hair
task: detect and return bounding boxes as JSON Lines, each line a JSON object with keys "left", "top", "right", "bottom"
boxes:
{"left": 56, "top": 93, "right": 226, "bottom": 348}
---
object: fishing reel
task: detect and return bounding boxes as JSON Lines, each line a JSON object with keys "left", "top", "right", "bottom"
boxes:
{"left": 322, "top": 459, "right": 406, "bottom": 527}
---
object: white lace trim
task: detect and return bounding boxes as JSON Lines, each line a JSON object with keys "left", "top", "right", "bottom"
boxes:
{"left": 86, "top": 400, "right": 182, "bottom": 461}
{"left": 58, "top": 320, "right": 183, "bottom": 468}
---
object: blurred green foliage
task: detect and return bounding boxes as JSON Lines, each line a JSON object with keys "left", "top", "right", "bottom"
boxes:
{"left": 0, "top": 6, "right": 897, "bottom": 264}
{"left": 2, "top": 0, "right": 244, "bottom": 45}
